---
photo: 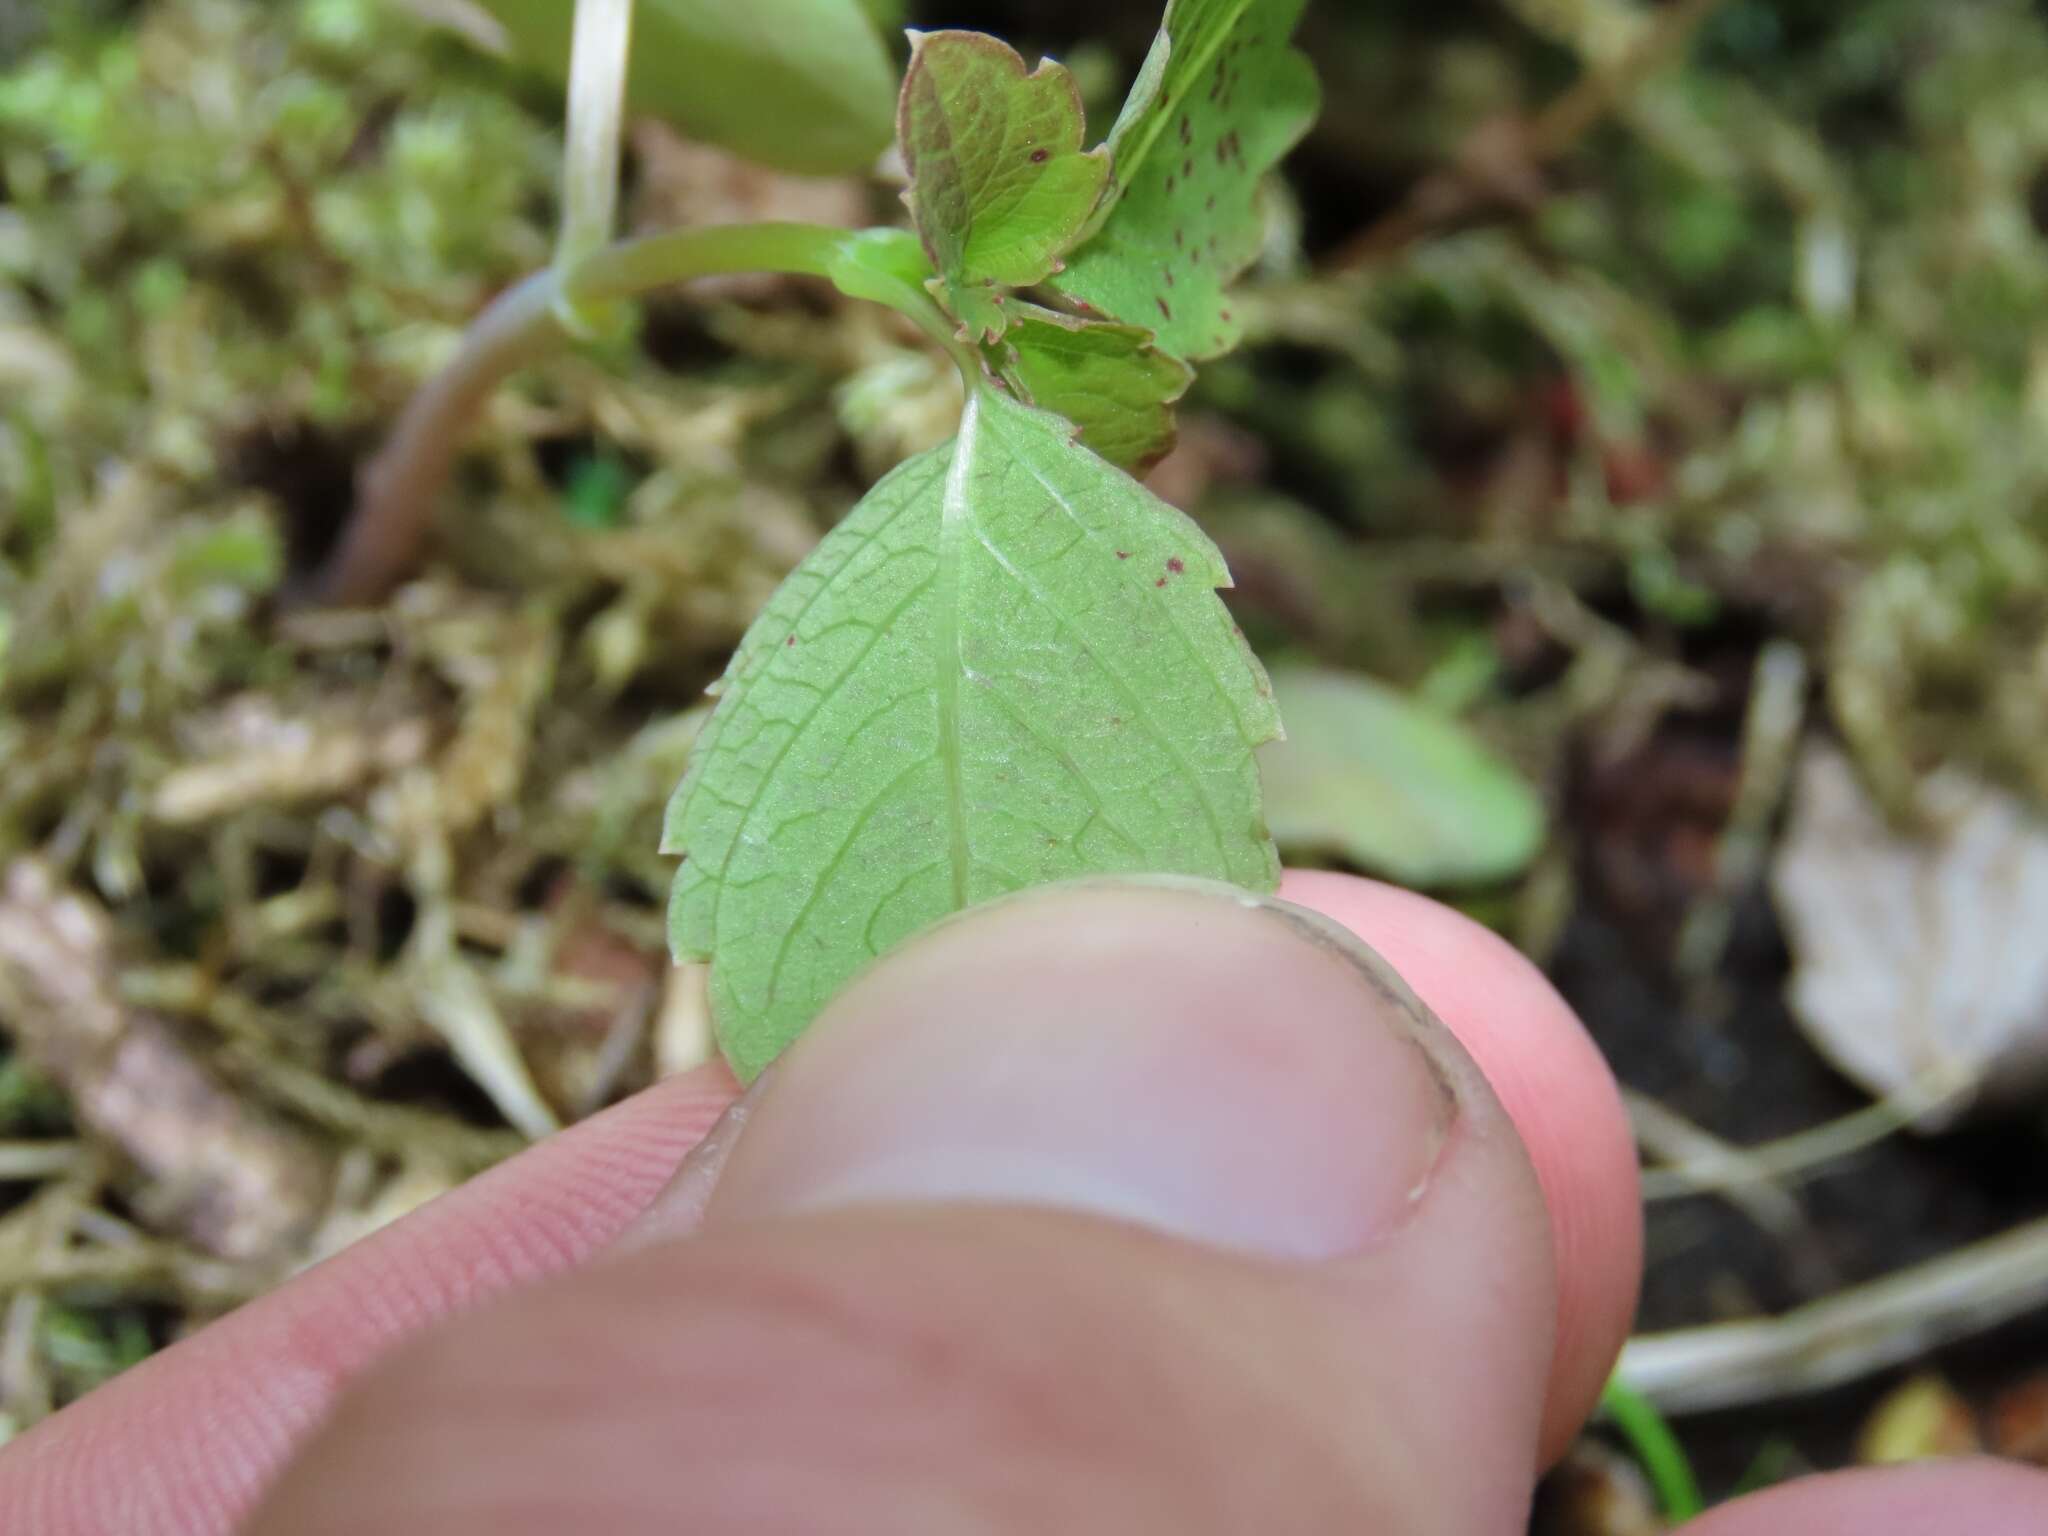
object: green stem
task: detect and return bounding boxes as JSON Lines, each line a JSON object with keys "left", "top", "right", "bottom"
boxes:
{"left": 319, "top": 223, "right": 862, "bottom": 607}
{"left": 568, "top": 222, "right": 847, "bottom": 302}
{"left": 1599, "top": 1375, "right": 1705, "bottom": 1523}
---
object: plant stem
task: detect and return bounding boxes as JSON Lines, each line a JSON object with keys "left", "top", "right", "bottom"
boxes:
{"left": 321, "top": 271, "right": 559, "bottom": 606}
{"left": 318, "top": 223, "right": 860, "bottom": 607}
{"left": 555, "top": 0, "right": 635, "bottom": 290}
{"left": 567, "top": 221, "right": 846, "bottom": 302}
{"left": 1599, "top": 1375, "right": 1705, "bottom": 1523}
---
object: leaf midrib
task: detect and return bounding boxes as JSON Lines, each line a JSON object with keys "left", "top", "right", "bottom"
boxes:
{"left": 936, "top": 391, "right": 979, "bottom": 909}
{"left": 972, "top": 398, "right": 1235, "bottom": 866}
{"left": 1109, "top": 0, "right": 1257, "bottom": 207}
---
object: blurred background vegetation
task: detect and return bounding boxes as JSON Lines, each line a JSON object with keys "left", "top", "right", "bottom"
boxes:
{"left": 3, "top": 0, "right": 2048, "bottom": 1519}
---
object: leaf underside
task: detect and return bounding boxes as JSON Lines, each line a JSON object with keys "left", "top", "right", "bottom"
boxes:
{"left": 991, "top": 301, "right": 1193, "bottom": 471}
{"left": 900, "top": 31, "right": 1109, "bottom": 342}
{"left": 665, "top": 388, "right": 1280, "bottom": 1079}
{"left": 1048, "top": 0, "right": 1317, "bottom": 359}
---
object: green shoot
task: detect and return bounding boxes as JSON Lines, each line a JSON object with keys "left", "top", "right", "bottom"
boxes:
{"left": 334, "top": 0, "right": 1317, "bottom": 1078}
{"left": 666, "top": 4, "right": 1314, "bottom": 1076}
{"left": 1600, "top": 1375, "right": 1706, "bottom": 1523}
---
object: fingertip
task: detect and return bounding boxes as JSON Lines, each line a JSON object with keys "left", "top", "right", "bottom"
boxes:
{"left": 1679, "top": 1460, "right": 2048, "bottom": 1534}
{"left": 1277, "top": 870, "right": 1642, "bottom": 1458}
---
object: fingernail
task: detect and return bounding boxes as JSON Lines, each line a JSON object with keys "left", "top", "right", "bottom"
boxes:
{"left": 632, "top": 877, "right": 1466, "bottom": 1261}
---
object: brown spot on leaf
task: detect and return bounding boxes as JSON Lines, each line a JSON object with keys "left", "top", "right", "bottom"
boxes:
{"left": 1029, "top": 147, "right": 1049, "bottom": 163}
{"left": 1155, "top": 576, "right": 1169, "bottom": 587}
{"left": 1155, "top": 296, "right": 1172, "bottom": 320}
{"left": 1115, "top": 549, "right": 1130, "bottom": 559}
{"left": 1166, "top": 556, "right": 1185, "bottom": 574}
{"left": 785, "top": 635, "right": 797, "bottom": 646}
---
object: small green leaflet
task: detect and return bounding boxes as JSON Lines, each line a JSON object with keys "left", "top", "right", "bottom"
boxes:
{"left": 472, "top": 0, "right": 895, "bottom": 176}
{"left": 1258, "top": 666, "right": 1545, "bottom": 887}
{"left": 826, "top": 237, "right": 1187, "bottom": 528}
{"left": 1049, "top": 0, "right": 1317, "bottom": 359}
{"left": 665, "top": 387, "right": 1280, "bottom": 1079}
{"left": 900, "top": 31, "right": 1109, "bottom": 343}
{"left": 990, "top": 301, "right": 1192, "bottom": 471}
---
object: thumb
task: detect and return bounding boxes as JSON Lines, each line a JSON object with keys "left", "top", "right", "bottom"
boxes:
{"left": 249, "top": 879, "right": 1575, "bottom": 1535}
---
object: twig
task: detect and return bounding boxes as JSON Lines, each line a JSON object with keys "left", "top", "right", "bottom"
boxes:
{"left": 0, "top": 1143, "right": 83, "bottom": 1182}
{"left": 1626, "top": 1090, "right": 1807, "bottom": 1237}
{"left": 572, "top": 976, "right": 658, "bottom": 1120}
{"left": 0, "top": 1243, "right": 265, "bottom": 1310}
{"left": 1675, "top": 640, "right": 1808, "bottom": 991}
{"left": 0, "top": 1159, "right": 98, "bottom": 1429}
{"left": 1637, "top": 1080, "right": 1970, "bottom": 1204}
{"left": 1619, "top": 1217, "right": 2048, "bottom": 1414}
{"left": 1327, "top": 0, "right": 1734, "bottom": 272}
{"left": 0, "top": 860, "right": 335, "bottom": 1263}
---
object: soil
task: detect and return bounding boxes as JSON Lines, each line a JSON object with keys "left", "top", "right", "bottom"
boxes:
{"left": 1553, "top": 809, "right": 2048, "bottom": 1495}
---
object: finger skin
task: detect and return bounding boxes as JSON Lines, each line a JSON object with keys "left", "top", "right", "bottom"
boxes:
{"left": 1278, "top": 872, "right": 1642, "bottom": 1457}
{"left": 0, "top": 1066, "right": 738, "bottom": 1536}
{"left": 1680, "top": 1461, "right": 2048, "bottom": 1535}
{"left": 245, "top": 1206, "right": 1543, "bottom": 1536}
{"left": 0, "top": 873, "right": 1631, "bottom": 1534}
{"left": 247, "top": 872, "right": 1567, "bottom": 1536}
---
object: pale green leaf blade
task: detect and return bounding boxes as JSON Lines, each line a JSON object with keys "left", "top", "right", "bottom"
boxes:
{"left": 1258, "top": 666, "right": 1545, "bottom": 887}
{"left": 900, "top": 31, "right": 1110, "bottom": 340}
{"left": 666, "top": 386, "right": 1279, "bottom": 1079}
{"left": 473, "top": 0, "right": 895, "bottom": 176}
{"left": 1048, "top": 0, "right": 1316, "bottom": 359}
{"left": 991, "top": 301, "right": 1192, "bottom": 471}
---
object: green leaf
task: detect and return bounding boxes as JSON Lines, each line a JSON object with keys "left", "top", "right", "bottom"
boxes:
{"left": 666, "top": 385, "right": 1280, "bottom": 1079}
{"left": 1048, "top": 0, "right": 1317, "bottom": 359}
{"left": 1257, "top": 666, "right": 1545, "bottom": 887}
{"left": 900, "top": 31, "right": 1110, "bottom": 342}
{"left": 471, "top": 0, "right": 895, "bottom": 176}
{"left": 990, "top": 301, "right": 1192, "bottom": 471}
